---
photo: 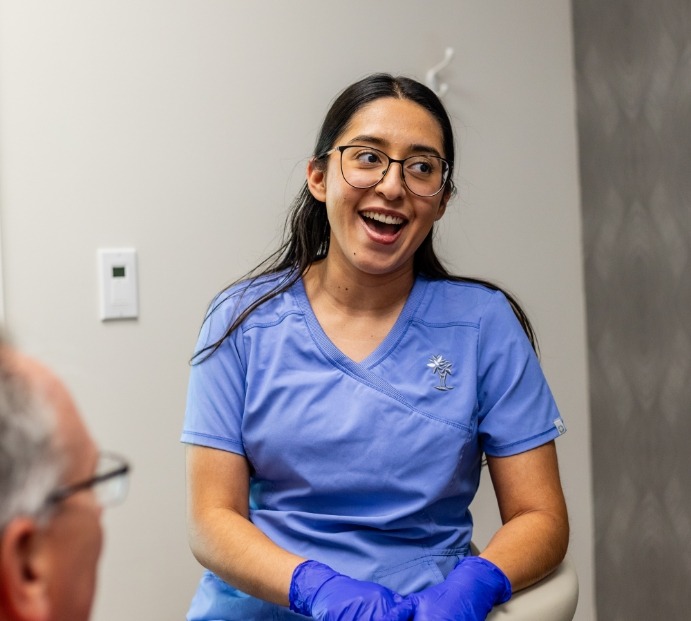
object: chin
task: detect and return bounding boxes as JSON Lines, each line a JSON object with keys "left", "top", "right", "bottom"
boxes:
{"left": 355, "top": 256, "right": 410, "bottom": 277}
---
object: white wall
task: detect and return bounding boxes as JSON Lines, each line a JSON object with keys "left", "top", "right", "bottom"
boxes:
{"left": 0, "top": 1, "right": 594, "bottom": 619}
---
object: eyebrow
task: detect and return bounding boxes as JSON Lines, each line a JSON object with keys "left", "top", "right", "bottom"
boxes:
{"left": 345, "top": 134, "right": 443, "bottom": 158}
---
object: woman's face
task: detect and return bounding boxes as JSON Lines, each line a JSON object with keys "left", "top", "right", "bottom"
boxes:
{"left": 307, "top": 97, "right": 450, "bottom": 280}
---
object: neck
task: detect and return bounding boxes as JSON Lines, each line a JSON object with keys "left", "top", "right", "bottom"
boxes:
{"left": 304, "top": 257, "right": 415, "bottom": 316}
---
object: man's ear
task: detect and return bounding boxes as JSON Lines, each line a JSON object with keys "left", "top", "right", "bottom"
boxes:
{"left": 0, "top": 518, "right": 50, "bottom": 621}
{"left": 306, "top": 158, "right": 327, "bottom": 203}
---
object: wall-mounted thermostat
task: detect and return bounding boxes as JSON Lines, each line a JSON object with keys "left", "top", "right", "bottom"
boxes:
{"left": 98, "top": 248, "right": 138, "bottom": 320}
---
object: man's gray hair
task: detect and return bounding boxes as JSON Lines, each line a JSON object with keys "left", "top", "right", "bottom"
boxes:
{"left": 0, "top": 347, "right": 63, "bottom": 530}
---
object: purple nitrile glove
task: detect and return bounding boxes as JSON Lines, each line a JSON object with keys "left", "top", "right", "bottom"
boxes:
{"left": 289, "top": 559, "right": 404, "bottom": 621}
{"left": 379, "top": 556, "right": 511, "bottom": 621}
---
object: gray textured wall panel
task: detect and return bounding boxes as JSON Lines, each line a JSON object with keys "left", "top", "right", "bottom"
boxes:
{"left": 573, "top": 0, "right": 691, "bottom": 619}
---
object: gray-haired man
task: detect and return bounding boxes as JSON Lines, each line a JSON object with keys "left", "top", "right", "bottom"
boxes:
{"left": 0, "top": 342, "right": 129, "bottom": 621}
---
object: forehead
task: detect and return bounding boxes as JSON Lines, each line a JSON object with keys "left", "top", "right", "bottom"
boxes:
{"left": 338, "top": 97, "right": 445, "bottom": 155}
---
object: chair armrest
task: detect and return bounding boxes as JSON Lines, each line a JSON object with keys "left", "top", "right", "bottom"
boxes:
{"left": 486, "top": 554, "right": 579, "bottom": 621}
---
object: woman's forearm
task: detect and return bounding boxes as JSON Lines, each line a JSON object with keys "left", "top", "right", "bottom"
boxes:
{"left": 188, "top": 505, "right": 306, "bottom": 606}
{"left": 483, "top": 442, "right": 570, "bottom": 592}
{"left": 186, "top": 446, "right": 306, "bottom": 606}
{"left": 479, "top": 507, "right": 569, "bottom": 591}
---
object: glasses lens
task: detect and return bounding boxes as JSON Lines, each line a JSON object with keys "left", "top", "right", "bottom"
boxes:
{"left": 339, "top": 146, "right": 448, "bottom": 197}
{"left": 402, "top": 155, "right": 448, "bottom": 197}
{"left": 44, "top": 451, "right": 130, "bottom": 508}
{"left": 340, "top": 146, "right": 388, "bottom": 189}
{"left": 93, "top": 453, "right": 130, "bottom": 507}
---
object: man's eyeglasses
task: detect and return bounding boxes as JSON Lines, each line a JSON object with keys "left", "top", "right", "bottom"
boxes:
{"left": 46, "top": 452, "right": 130, "bottom": 508}
{"left": 323, "top": 145, "right": 450, "bottom": 198}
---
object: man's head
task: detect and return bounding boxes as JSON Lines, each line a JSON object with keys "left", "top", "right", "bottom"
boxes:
{"left": 0, "top": 344, "right": 107, "bottom": 621}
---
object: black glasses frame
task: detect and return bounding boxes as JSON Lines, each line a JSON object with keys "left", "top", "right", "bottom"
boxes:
{"left": 46, "top": 451, "right": 130, "bottom": 505}
{"left": 324, "top": 145, "right": 451, "bottom": 198}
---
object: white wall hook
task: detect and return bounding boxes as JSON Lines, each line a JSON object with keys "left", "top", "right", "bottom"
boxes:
{"left": 425, "top": 47, "right": 454, "bottom": 97}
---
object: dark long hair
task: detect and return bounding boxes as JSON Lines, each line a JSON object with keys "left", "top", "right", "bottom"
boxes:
{"left": 192, "top": 73, "right": 537, "bottom": 363}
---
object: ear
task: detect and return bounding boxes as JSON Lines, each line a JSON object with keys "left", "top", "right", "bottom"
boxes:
{"left": 0, "top": 518, "right": 50, "bottom": 621}
{"left": 306, "top": 157, "right": 327, "bottom": 203}
{"left": 434, "top": 189, "right": 450, "bottom": 221}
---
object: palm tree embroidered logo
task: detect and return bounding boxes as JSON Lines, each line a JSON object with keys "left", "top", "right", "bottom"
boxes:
{"left": 427, "top": 355, "right": 454, "bottom": 391}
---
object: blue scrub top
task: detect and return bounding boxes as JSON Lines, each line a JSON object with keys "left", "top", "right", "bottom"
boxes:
{"left": 182, "top": 274, "right": 565, "bottom": 620}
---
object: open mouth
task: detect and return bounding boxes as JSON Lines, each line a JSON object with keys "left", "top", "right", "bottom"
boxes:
{"left": 360, "top": 211, "right": 406, "bottom": 236}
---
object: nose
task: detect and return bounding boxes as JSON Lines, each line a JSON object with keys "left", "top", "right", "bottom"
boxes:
{"left": 375, "top": 161, "right": 406, "bottom": 199}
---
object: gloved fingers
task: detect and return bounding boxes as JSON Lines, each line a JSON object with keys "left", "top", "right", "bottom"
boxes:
{"left": 289, "top": 559, "right": 408, "bottom": 621}
{"left": 377, "top": 596, "right": 416, "bottom": 621}
{"left": 312, "top": 578, "right": 404, "bottom": 621}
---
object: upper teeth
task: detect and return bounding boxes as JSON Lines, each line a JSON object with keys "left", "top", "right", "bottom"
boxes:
{"left": 362, "top": 211, "right": 404, "bottom": 225}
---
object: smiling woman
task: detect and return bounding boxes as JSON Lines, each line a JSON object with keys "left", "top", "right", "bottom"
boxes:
{"left": 306, "top": 97, "right": 449, "bottom": 281}
{"left": 181, "top": 73, "right": 569, "bottom": 621}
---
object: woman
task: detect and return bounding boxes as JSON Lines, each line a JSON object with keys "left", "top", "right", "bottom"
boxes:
{"left": 182, "top": 73, "right": 569, "bottom": 621}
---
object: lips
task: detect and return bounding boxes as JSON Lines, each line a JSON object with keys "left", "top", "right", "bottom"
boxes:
{"left": 360, "top": 210, "right": 406, "bottom": 239}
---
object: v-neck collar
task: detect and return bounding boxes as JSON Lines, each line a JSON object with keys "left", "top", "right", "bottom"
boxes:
{"left": 292, "top": 274, "right": 428, "bottom": 371}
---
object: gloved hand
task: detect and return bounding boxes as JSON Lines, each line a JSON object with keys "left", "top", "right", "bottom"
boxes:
{"left": 289, "top": 559, "right": 404, "bottom": 621}
{"left": 379, "top": 556, "right": 511, "bottom": 621}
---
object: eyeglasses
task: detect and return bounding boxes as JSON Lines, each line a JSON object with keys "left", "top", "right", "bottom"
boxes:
{"left": 46, "top": 452, "right": 130, "bottom": 508}
{"left": 324, "top": 145, "right": 450, "bottom": 197}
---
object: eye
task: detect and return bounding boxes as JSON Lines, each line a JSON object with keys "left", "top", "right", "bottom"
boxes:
{"left": 406, "top": 156, "right": 437, "bottom": 177}
{"left": 348, "top": 148, "right": 385, "bottom": 167}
